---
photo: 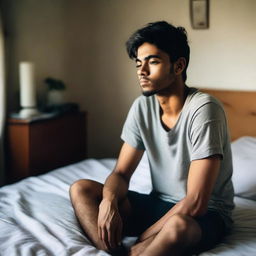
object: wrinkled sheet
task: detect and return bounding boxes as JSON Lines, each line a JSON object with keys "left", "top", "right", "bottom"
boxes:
{"left": 0, "top": 156, "right": 255, "bottom": 256}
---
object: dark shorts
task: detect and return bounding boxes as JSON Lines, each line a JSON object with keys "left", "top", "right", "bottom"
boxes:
{"left": 124, "top": 190, "right": 226, "bottom": 255}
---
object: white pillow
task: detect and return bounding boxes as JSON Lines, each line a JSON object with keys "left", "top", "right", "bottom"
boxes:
{"left": 231, "top": 136, "right": 256, "bottom": 200}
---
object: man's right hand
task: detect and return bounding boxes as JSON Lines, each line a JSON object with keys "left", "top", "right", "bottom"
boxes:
{"left": 97, "top": 198, "right": 123, "bottom": 251}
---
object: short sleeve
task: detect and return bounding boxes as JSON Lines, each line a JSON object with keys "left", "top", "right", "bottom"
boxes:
{"left": 190, "top": 102, "right": 227, "bottom": 160}
{"left": 121, "top": 99, "right": 145, "bottom": 150}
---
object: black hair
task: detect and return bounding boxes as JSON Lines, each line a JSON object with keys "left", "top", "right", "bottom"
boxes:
{"left": 126, "top": 21, "right": 190, "bottom": 82}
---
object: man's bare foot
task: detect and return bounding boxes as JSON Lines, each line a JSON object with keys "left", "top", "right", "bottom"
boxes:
{"left": 129, "top": 236, "right": 154, "bottom": 256}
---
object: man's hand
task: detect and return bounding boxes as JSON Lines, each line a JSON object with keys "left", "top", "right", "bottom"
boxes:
{"left": 97, "top": 198, "right": 123, "bottom": 251}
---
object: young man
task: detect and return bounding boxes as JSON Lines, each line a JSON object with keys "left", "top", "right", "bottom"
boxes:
{"left": 70, "top": 21, "right": 234, "bottom": 256}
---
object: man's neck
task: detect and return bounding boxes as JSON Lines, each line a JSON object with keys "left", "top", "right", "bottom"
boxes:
{"left": 157, "top": 83, "right": 188, "bottom": 117}
{"left": 157, "top": 82, "right": 189, "bottom": 131}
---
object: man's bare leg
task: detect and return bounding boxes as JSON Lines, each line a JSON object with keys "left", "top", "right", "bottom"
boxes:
{"left": 70, "top": 179, "right": 131, "bottom": 253}
{"left": 130, "top": 214, "right": 202, "bottom": 256}
{"left": 69, "top": 179, "right": 107, "bottom": 250}
{"left": 142, "top": 214, "right": 201, "bottom": 256}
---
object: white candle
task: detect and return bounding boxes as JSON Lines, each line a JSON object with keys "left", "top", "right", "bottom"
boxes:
{"left": 19, "top": 62, "right": 36, "bottom": 107}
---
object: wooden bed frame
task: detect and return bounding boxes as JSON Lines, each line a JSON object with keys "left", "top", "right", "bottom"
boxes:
{"left": 201, "top": 89, "right": 256, "bottom": 141}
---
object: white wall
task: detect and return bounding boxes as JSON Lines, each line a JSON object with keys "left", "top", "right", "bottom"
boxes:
{"left": 3, "top": 0, "right": 256, "bottom": 158}
{"left": 187, "top": 0, "right": 256, "bottom": 89}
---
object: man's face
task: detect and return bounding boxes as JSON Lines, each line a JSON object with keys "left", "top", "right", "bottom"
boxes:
{"left": 136, "top": 42, "right": 176, "bottom": 97}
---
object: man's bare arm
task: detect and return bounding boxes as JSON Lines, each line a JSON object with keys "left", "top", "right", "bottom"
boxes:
{"left": 138, "top": 155, "right": 221, "bottom": 242}
{"left": 98, "top": 142, "right": 144, "bottom": 249}
{"left": 103, "top": 142, "right": 144, "bottom": 203}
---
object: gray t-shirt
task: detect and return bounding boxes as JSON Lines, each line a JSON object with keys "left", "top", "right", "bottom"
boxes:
{"left": 121, "top": 87, "right": 234, "bottom": 227}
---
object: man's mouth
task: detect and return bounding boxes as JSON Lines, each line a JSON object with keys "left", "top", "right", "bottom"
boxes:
{"left": 139, "top": 77, "right": 150, "bottom": 86}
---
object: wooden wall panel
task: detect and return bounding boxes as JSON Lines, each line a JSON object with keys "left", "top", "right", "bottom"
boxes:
{"left": 201, "top": 89, "right": 256, "bottom": 141}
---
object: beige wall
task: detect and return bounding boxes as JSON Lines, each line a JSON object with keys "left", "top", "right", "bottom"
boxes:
{"left": 3, "top": 0, "right": 256, "bottom": 158}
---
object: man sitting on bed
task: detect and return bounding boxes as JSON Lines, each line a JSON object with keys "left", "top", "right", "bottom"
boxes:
{"left": 70, "top": 21, "right": 234, "bottom": 256}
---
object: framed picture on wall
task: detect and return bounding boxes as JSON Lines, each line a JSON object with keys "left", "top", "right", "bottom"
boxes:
{"left": 190, "top": 0, "right": 209, "bottom": 29}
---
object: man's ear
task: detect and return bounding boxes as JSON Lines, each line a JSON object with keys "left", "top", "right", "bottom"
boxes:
{"left": 174, "top": 57, "right": 186, "bottom": 75}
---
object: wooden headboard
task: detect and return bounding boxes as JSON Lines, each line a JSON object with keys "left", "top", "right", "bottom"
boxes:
{"left": 201, "top": 89, "right": 256, "bottom": 141}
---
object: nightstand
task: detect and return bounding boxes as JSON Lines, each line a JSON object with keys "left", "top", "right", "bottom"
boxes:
{"left": 5, "top": 111, "right": 87, "bottom": 183}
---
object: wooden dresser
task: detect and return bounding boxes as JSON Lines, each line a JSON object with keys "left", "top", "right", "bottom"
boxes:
{"left": 5, "top": 111, "right": 87, "bottom": 183}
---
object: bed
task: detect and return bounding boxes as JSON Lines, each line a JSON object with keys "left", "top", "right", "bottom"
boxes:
{"left": 1, "top": 89, "right": 256, "bottom": 256}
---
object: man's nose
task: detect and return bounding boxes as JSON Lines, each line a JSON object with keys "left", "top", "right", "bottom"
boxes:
{"left": 137, "top": 63, "right": 149, "bottom": 76}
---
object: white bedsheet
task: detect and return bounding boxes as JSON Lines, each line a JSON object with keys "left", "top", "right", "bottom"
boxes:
{"left": 0, "top": 156, "right": 255, "bottom": 256}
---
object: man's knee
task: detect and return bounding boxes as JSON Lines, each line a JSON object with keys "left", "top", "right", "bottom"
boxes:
{"left": 69, "top": 179, "right": 103, "bottom": 200}
{"left": 162, "top": 214, "right": 201, "bottom": 246}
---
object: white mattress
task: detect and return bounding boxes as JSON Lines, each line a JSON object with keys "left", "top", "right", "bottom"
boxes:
{"left": 0, "top": 155, "right": 255, "bottom": 256}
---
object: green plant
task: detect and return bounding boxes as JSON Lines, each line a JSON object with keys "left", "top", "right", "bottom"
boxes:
{"left": 45, "top": 77, "right": 66, "bottom": 90}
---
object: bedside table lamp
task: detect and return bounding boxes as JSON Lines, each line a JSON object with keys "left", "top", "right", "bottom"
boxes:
{"left": 19, "top": 62, "right": 40, "bottom": 118}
